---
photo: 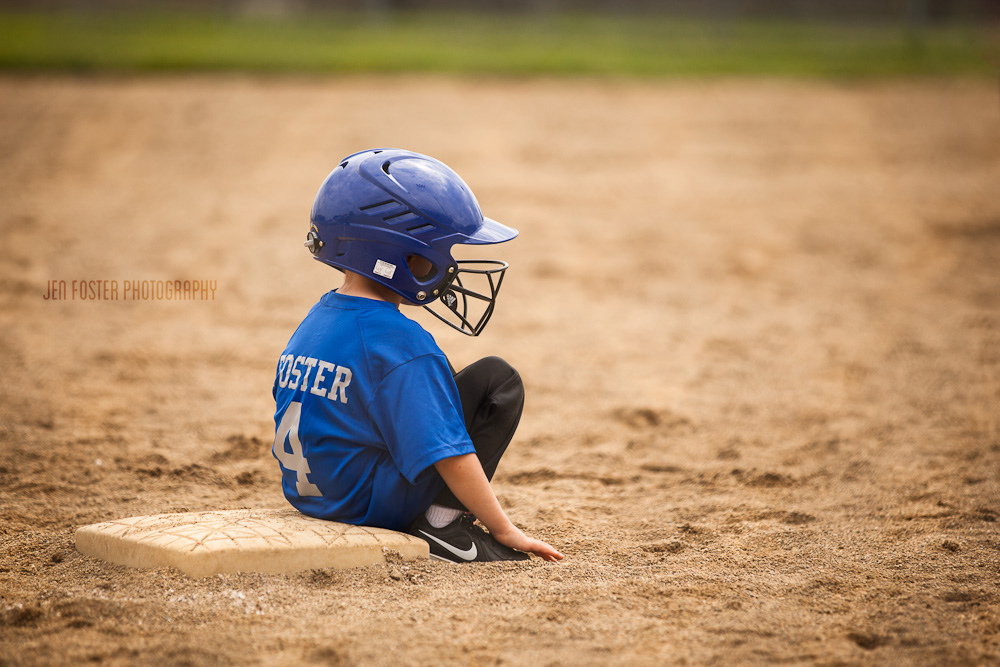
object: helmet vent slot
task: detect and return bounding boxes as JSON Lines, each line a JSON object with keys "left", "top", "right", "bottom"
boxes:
{"left": 406, "top": 223, "right": 435, "bottom": 235}
{"left": 360, "top": 199, "right": 399, "bottom": 213}
{"left": 383, "top": 210, "right": 420, "bottom": 225}
{"left": 381, "top": 160, "right": 391, "bottom": 175}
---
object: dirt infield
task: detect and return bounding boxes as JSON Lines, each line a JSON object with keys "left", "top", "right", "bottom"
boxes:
{"left": 1, "top": 75, "right": 998, "bottom": 665}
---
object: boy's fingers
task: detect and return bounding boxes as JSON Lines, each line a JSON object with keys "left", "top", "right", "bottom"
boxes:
{"left": 528, "top": 540, "right": 563, "bottom": 561}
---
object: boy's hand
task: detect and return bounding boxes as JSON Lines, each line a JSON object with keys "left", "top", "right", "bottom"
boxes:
{"left": 490, "top": 524, "right": 564, "bottom": 562}
{"left": 434, "top": 453, "right": 565, "bottom": 562}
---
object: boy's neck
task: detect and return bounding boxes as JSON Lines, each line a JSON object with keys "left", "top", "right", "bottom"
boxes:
{"left": 338, "top": 271, "right": 403, "bottom": 306}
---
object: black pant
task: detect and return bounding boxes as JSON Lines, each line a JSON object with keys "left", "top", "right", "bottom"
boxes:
{"left": 433, "top": 356, "right": 524, "bottom": 511}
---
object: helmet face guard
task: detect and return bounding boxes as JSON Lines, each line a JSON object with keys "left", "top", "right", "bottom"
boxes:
{"left": 423, "top": 260, "right": 508, "bottom": 336}
{"left": 307, "top": 148, "right": 517, "bottom": 336}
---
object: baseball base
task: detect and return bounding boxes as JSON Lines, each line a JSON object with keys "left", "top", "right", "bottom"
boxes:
{"left": 75, "top": 508, "right": 429, "bottom": 578}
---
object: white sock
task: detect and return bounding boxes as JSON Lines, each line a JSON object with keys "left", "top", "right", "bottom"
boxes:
{"left": 425, "top": 504, "right": 463, "bottom": 528}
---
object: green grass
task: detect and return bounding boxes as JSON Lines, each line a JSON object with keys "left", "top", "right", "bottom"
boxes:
{"left": 0, "top": 10, "right": 997, "bottom": 77}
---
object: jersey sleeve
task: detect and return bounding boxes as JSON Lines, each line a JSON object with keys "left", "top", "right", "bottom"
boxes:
{"left": 368, "top": 353, "right": 476, "bottom": 484}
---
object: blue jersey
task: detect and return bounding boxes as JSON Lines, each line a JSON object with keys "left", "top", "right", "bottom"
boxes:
{"left": 272, "top": 291, "right": 475, "bottom": 532}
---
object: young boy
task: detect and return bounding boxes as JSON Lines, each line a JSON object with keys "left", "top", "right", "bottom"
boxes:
{"left": 272, "top": 148, "right": 563, "bottom": 563}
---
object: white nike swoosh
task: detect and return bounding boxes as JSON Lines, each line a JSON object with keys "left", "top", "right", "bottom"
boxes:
{"left": 418, "top": 530, "right": 478, "bottom": 561}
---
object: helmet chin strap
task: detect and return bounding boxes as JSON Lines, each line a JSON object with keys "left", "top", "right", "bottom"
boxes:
{"left": 422, "top": 260, "right": 508, "bottom": 336}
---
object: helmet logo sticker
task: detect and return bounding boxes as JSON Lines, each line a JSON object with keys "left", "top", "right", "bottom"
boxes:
{"left": 373, "top": 259, "right": 396, "bottom": 279}
{"left": 443, "top": 292, "right": 458, "bottom": 311}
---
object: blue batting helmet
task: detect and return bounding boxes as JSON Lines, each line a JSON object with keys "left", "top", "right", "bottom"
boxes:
{"left": 306, "top": 148, "right": 518, "bottom": 336}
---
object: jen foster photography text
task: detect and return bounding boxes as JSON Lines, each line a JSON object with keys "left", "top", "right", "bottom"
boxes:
{"left": 43, "top": 279, "right": 218, "bottom": 301}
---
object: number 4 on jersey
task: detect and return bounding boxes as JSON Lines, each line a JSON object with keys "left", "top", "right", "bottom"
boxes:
{"left": 273, "top": 401, "right": 322, "bottom": 497}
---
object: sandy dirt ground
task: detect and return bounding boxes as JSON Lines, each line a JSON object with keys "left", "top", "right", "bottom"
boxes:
{"left": 0, "top": 74, "right": 998, "bottom": 666}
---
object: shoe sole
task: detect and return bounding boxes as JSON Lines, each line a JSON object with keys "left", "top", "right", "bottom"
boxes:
{"left": 429, "top": 553, "right": 459, "bottom": 563}
{"left": 427, "top": 552, "right": 529, "bottom": 563}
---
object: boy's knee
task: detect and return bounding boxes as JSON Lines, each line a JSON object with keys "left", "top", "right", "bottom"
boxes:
{"left": 476, "top": 356, "right": 522, "bottom": 391}
{"left": 456, "top": 356, "right": 524, "bottom": 410}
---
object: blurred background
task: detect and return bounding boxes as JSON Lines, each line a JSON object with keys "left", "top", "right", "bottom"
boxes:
{"left": 2, "top": 0, "right": 1000, "bottom": 21}
{"left": 0, "top": 0, "right": 996, "bottom": 76}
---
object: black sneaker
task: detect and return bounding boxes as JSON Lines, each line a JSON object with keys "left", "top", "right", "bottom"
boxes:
{"left": 409, "top": 512, "right": 529, "bottom": 563}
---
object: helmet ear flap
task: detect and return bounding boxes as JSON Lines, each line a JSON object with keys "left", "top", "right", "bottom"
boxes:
{"left": 406, "top": 254, "right": 438, "bottom": 281}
